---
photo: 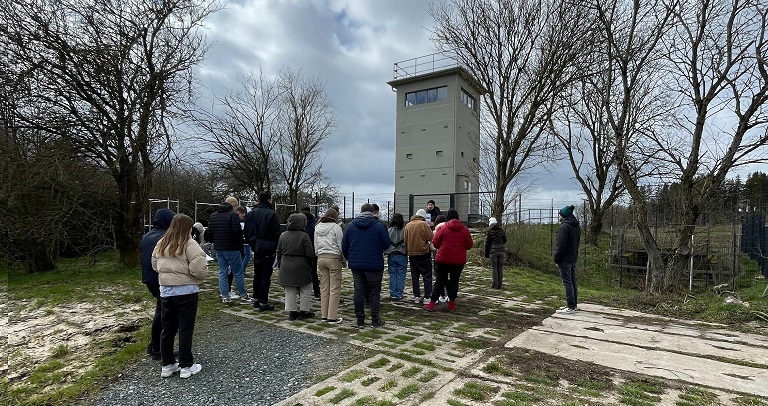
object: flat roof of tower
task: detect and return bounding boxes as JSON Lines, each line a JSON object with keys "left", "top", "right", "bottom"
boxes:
{"left": 387, "top": 53, "right": 486, "bottom": 94}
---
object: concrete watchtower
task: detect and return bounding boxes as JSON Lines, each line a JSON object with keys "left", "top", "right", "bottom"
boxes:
{"left": 387, "top": 53, "right": 485, "bottom": 219}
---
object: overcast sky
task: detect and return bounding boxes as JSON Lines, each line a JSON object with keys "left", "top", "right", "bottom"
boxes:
{"left": 193, "top": 0, "right": 583, "bottom": 209}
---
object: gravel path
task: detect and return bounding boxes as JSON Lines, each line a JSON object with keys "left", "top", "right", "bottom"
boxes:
{"left": 89, "top": 312, "right": 361, "bottom": 406}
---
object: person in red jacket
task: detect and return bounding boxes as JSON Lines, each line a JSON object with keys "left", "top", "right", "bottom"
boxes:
{"left": 424, "top": 208, "right": 473, "bottom": 313}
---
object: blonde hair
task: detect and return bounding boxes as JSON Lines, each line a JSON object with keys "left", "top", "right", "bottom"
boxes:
{"left": 156, "top": 214, "right": 194, "bottom": 257}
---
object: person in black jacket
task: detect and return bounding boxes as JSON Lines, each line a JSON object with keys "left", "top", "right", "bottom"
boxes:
{"left": 484, "top": 217, "right": 507, "bottom": 289}
{"left": 140, "top": 208, "right": 175, "bottom": 360}
{"left": 206, "top": 197, "right": 252, "bottom": 305}
{"left": 553, "top": 205, "right": 581, "bottom": 313}
{"left": 244, "top": 191, "right": 282, "bottom": 310}
{"left": 301, "top": 205, "right": 320, "bottom": 299}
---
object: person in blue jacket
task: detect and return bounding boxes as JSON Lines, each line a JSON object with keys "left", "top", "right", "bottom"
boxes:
{"left": 342, "top": 203, "right": 391, "bottom": 328}
{"left": 140, "top": 208, "right": 175, "bottom": 360}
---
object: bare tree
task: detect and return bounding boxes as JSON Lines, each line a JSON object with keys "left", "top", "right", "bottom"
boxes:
{"left": 1, "top": 0, "right": 221, "bottom": 265}
{"left": 429, "top": 0, "right": 598, "bottom": 218}
{"left": 598, "top": 0, "right": 768, "bottom": 292}
{"left": 275, "top": 68, "right": 337, "bottom": 205}
{"left": 196, "top": 68, "right": 280, "bottom": 197}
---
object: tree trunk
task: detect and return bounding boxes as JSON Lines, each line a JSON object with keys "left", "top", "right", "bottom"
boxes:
{"left": 585, "top": 208, "right": 605, "bottom": 246}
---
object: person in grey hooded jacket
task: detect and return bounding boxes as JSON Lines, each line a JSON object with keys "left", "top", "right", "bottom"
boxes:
{"left": 276, "top": 212, "right": 315, "bottom": 320}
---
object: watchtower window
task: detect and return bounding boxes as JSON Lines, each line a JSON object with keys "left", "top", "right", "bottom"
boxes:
{"left": 460, "top": 88, "right": 476, "bottom": 111}
{"left": 405, "top": 86, "right": 448, "bottom": 106}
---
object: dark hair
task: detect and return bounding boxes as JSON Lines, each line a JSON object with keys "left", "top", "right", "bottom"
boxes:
{"left": 427, "top": 199, "right": 435, "bottom": 205}
{"left": 372, "top": 203, "right": 380, "bottom": 212}
{"left": 360, "top": 203, "right": 374, "bottom": 213}
{"left": 258, "top": 190, "right": 272, "bottom": 203}
{"left": 390, "top": 213, "right": 404, "bottom": 229}
{"left": 301, "top": 205, "right": 311, "bottom": 212}
{"left": 235, "top": 206, "right": 246, "bottom": 215}
{"left": 433, "top": 215, "right": 446, "bottom": 226}
{"left": 446, "top": 208, "right": 459, "bottom": 220}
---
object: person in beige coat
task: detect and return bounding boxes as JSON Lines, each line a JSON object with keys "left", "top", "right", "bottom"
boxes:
{"left": 314, "top": 208, "right": 344, "bottom": 323}
{"left": 152, "top": 213, "right": 208, "bottom": 379}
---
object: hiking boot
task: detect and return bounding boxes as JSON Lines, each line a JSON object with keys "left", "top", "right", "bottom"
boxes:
{"left": 447, "top": 300, "right": 456, "bottom": 313}
{"left": 160, "top": 363, "right": 180, "bottom": 378}
{"left": 298, "top": 310, "right": 315, "bottom": 320}
{"left": 423, "top": 301, "right": 436, "bottom": 312}
{"left": 356, "top": 314, "right": 365, "bottom": 328}
{"left": 288, "top": 311, "right": 299, "bottom": 321}
{"left": 179, "top": 363, "right": 201, "bottom": 379}
{"left": 371, "top": 317, "right": 385, "bottom": 328}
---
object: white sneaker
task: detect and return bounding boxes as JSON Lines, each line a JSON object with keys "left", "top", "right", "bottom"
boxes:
{"left": 556, "top": 307, "right": 576, "bottom": 314}
{"left": 413, "top": 296, "right": 422, "bottom": 304}
{"left": 239, "top": 295, "right": 254, "bottom": 305}
{"left": 423, "top": 296, "right": 431, "bottom": 304}
{"left": 229, "top": 291, "right": 240, "bottom": 300}
{"left": 161, "top": 363, "right": 180, "bottom": 378}
{"left": 438, "top": 295, "right": 448, "bottom": 303}
{"left": 179, "top": 363, "right": 202, "bottom": 379}
{"left": 558, "top": 305, "right": 579, "bottom": 311}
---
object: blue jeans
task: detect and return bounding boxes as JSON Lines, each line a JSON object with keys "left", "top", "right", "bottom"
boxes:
{"left": 558, "top": 262, "right": 578, "bottom": 309}
{"left": 218, "top": 250, "right": 245, "bottom": 298}
{"left": 242, "top": 244, "right": 251, "bottom": 273}
{"left": 387, "top": 254, "right": 407, "bottom": 298}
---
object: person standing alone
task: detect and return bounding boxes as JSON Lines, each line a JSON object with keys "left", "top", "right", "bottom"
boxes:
{"left": 554, "top": 205, "right": 580, "bottom": 314}
{"left": 484, "top": 217, "right": 507, "bottom": 289}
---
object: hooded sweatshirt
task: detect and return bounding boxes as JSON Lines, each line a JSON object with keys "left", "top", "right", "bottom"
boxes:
{"left": 553, "top": 214, "right": 581, "bottom": 265}
{"left": 140, "top": 209, "right": 175, "bottom": 285}
{"left": 341, "top": 212, "right": 390, "bottom": 272}
{"left": 314, "top": 221, "right": 343, "bottom": 259}
{"left": 276, "top": 213, "right": 314, "bottom": 287}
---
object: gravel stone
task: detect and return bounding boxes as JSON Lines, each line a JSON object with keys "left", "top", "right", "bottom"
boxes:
{"left": 90, "top": 314, "right": 358, "bottom": 405}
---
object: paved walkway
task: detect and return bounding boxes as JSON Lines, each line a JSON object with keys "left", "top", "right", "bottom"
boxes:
{"left": 218, "top": 264, "right": 768, "bottom": 405}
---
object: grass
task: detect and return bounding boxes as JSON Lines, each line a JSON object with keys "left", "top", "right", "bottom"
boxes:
{"left": 5, "top": 224, "right": 768, "bottom": 405}
{"left": 453, "top": 381, "right": 496, "bottom": 401}
{"left": 329, "top": 388, "right": 356, "bottom": 404}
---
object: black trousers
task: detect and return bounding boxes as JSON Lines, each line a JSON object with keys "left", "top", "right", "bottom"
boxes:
{"left": 352, "top": 270, "right": 383, "bottom": 318}
{"left": 430, "top": 262, "right": 464, "bottom": 301}
{"left": 145, "top": 283, "right": 162, "bottom": 354}
{"left": 253, "top": 255, "right": 275, "bottom": 304}
{"left": 160, "top": 292, "right": 198, "bottom": 368}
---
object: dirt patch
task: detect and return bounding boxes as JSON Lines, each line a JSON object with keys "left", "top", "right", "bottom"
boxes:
{"left": 7, "top": 299, "right": 149, "bottom": 387}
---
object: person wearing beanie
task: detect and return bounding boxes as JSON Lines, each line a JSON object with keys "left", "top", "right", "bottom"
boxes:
{"left": 314, "top": 208, "right": 344, "bottom": 323}
{"left": 484, "top": 217, "right": 507, "bottom": 289}
{"left": 244, "top": 190, "right": 281, "bottom": 311}
{"left": 342, "top": 203, "right": 391, "bottom": 328}
{"left": 425, "top": 200, "right": 442, "bottom": 228}
{"left": 424, "top": 209, "right": 473, "bottom": 313}
{"left": 554, "top": 205, "right": 581, "bottom": 314}
{"left": 404, "top": 208, "right": 434, "bottom": 304}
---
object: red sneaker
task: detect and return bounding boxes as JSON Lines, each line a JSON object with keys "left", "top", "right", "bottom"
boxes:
{"left": 423, "top": 301, "right": 436, "bottom": 312}
{"left": 447, "top": 300, "right": 455, "bottom": 312}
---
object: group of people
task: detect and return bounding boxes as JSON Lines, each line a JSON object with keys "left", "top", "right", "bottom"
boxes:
{"left": 140, "top": 190, "right": 582, "bottom": 379}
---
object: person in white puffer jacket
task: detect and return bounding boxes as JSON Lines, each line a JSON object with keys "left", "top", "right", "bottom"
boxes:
{"left": 313, "top": 208, "right": 345, "bottom": 323}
